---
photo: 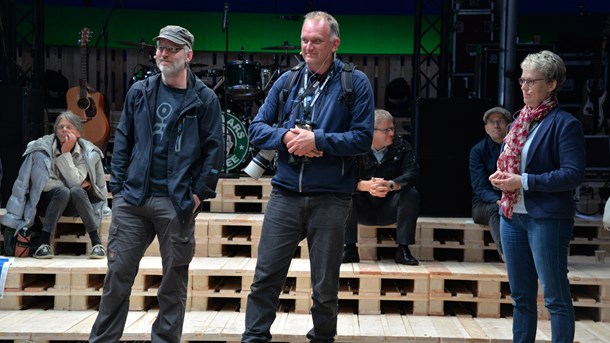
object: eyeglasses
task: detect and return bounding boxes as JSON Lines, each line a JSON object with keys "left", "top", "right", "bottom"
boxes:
{"left": 517, "top": 78, "right": 545, "bottom": 87}
{"left": 156, "top": 45, "right": 185, "bottom": 54}
{"left": 56, "top": 124, "right": 77, "bottom": 131}
{"left": 374, "top": 127, "right": 395, "bottom": 133}
{"left": 486, "top": 120, "right": 508, "bottom": 126}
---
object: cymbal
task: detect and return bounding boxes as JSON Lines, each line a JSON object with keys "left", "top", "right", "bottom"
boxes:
{"left": 189, "top": 63, "right": 209, "bottom": 68}
{"left": 116, "top": 40, "right": 155, "bottom": 49}
{"left": 262, "top": 41, "right": 300, "bottom": 51}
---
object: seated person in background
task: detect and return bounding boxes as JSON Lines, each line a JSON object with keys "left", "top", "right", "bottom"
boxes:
{"left": 469, "top": 106, "right": 513, "bottom": 259}
{"left": 343, "top": 109, "right": 420, "bottom": 265}
{"left": 2, "top": 111, "right": 109, "bottom": 259}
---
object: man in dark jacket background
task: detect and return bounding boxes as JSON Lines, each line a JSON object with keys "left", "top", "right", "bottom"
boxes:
{"left": 342, "top": 109, "right": 420, "bottom": 265}
{"left": 90, "top": 25, "right": 224, "bottom": 343}
{"left": 469, "top": 106, "right": 512, "bottom": 259}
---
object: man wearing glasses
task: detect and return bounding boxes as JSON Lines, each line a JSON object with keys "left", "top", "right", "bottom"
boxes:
{"left": 342, "top": 109, "right": 420, "bottom": 265}
{"left": 469, "top": 106, "right": 513, "bottom": 260}
{"left": 90, "top": 25, "right": 224, "bottom": 342}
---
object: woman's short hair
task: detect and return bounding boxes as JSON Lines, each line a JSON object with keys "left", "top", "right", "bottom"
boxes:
{"left": 521, "top": 50, "right": 567, "bottom": 92}
{"left": 53, "top": 111, "right": 83, "bottom": 134}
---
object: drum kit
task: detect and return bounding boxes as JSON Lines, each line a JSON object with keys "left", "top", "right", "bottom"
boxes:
{"left": 118, "top": 39, "right": 301, "bottom": 173}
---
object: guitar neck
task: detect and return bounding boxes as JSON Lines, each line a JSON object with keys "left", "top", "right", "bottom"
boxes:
{"left": 79, "top": 39, "right": 88, "bottom": 98}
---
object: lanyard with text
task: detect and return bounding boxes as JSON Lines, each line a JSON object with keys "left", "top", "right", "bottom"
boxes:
{"left": 301, "top": 68, "right": 333, "bottom": 123}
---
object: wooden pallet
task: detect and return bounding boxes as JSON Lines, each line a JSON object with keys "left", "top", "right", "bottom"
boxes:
{"left": 207, "top": 177, "right": 273, "bottom": 213}
{"left": 2, "top": 256, "right": 609, "bottom": 321}
{"left": 1, "top": 210, "right": 607, "bottom": 262}
{"left": 0, "top": 210, "right": 610, "bottom": 262}
{"left": 0, "top": 309, "right": 609, "bottom": 342}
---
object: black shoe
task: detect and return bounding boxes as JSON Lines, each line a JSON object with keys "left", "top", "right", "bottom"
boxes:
{"left": 33, "top": 244, "right": 54, "bottom": 259}
{"left": 341, "top": 245, "right": 360, "bottom": 263}
{"left": 89, "top": 244, "right": 106, "bottom": 259}
{"left": 395, "top": 246, "right": 418, "bottom": 265}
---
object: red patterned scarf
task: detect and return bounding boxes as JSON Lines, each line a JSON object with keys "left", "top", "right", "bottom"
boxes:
{"left": 496, "top": 94, "right": 558, "bottom": 218}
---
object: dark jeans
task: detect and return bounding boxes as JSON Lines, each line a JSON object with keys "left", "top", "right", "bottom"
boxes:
{"left": 345, "top": 187, "right": 419, "bottom": 246}
{"left": 242, "top": 187, "right": 351, "bottom": 343}
{"left": 89, "top": 196, "right": 196, "bottom": 343}
{"left": 37, "top": 186, "right": 98, "bottom": 234}
{"left": 472, "top": 201, "right": 502, "bottom": 255}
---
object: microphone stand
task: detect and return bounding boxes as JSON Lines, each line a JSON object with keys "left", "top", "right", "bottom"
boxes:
{"left": 220, "top": 3, "right": 239, "bottom": 178}
{"left": 93, "top": 1, "right": 117, "bottom": 99}
{"left": 93, "top": 1, "right": 117, "bottom": 170}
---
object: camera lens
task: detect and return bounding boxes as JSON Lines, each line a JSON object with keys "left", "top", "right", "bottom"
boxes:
{"left": 244, "top": 149, "right": 276, "bottom": 180}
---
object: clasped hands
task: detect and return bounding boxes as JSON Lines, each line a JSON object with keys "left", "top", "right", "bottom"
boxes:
{"left": 489, "top": 170, "right": 522, "bottom": 192}
{"left": 284, "top": 127, "right": 323, "bottom": 158}
{"left": 359, "top": 177, "right": 392, "bottom": 198}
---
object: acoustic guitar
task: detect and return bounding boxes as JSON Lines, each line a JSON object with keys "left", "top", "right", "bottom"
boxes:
{"left": 66, "top": 27, "right": 110, "bottom": 148}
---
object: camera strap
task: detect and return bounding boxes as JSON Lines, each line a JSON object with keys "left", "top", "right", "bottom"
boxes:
{"left": 276, "top": 61, "right": 356, "bottom": 125}
{"left": 303, "top": 69, "right": 332, "bottom": 122}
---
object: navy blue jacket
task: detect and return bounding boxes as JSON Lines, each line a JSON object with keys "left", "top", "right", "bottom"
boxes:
{"left": 110, "top": 70, "right": 224, "bottom": 222}
{"left": 519, "top": 106, "right": 585, "bottom": 219}
{"left": 249, "top": 59, "right": 375, "bottom": 194}
{"left": 469, "top": 136, "right": 502, "bottom": 205}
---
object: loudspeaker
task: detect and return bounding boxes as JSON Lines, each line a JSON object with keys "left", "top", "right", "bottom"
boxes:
{"left": 0, "top": 87, "right": 44, "bottom": 207}
{"left": 454, "top": 13, "right": 494, "bottom": 73}
{"left": 414, "top": 98, "right": 490, "bottom": 217}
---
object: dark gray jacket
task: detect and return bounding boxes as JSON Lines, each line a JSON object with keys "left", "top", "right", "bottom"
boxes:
{"left": 111, "top": 70, "right": 224, "bottom": 222}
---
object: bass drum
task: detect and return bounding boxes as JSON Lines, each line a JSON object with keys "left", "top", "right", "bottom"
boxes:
{"left": 222, "top": 111, "right": 251, "bottom": 172}
{"left": 225, "top": 60, "right": 263, "bottom": 100}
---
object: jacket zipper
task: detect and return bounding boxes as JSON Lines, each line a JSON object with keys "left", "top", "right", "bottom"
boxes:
{"left": 175, "top": 117, "right": 184, "bottom": 152}
{"left": 298, "top": 163, "right": 305, "bottom": 192}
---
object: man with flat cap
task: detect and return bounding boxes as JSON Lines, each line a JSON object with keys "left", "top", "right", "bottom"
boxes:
{"left": 89, "top": 25, "right": 224, "bottom": 342}
{"left": 469, "top": 106, "right": 513, "bottom": 260}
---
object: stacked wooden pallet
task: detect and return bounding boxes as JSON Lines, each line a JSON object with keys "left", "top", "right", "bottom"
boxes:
{"left": 204, "top": 177, "right": 272, "bottom": 213}
{"left": 1, "top": 177, "right": 609, "bottom": 342}
{"left": 2, "top": 256, "right": 609, "bottom": 323}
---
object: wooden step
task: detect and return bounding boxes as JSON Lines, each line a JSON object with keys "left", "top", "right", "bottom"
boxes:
{"left": 3, "top": 210, "right": 606, "bottom": 261}
{"left": 2, "top": 256, "right": 609, "bottom": 321}
{"left": 0, "top": 309, "right": 609, "bottom": 342}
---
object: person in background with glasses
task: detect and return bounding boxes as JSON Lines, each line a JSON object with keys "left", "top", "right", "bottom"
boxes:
{"left": 342, "top": 109, "right": 420, "bottom": 265}
{"left": 489, "top": 50, "right": 585, "bottom": 343}
{"left": 469, "top": 106, "right": 513, "bottom": 261}
{"left": 89, "top": 25, "right": 224, "bottom": 342}
{"left": 2, "top": 111, "right": 109, "bottom": 259}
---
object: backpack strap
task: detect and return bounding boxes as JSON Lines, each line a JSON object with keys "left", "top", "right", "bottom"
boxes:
{"left": 341, "top": 62, "right": 356, "bottom": 114}
{"left": 277, "top": 62, "right": 305, "bottom": 124}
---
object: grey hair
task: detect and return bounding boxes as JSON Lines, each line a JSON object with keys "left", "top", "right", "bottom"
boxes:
{"left": 53, "top": 110, "right": 83, "bottom": 134}
{"left": 304, "top": 11, "right": 340, "bottom": 41}
{"left": 374, "top": 108, "right": 393, "bottom": 124}
{"left": 520, "top": 50, "right": 566, "bottom": 92}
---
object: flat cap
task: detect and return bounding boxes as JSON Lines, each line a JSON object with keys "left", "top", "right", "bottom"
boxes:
{"left": 154, "top": 25, "right": 194, "bottom": 49}
{"left": 483, "top": 106, "right": 512, "bottom": 123}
